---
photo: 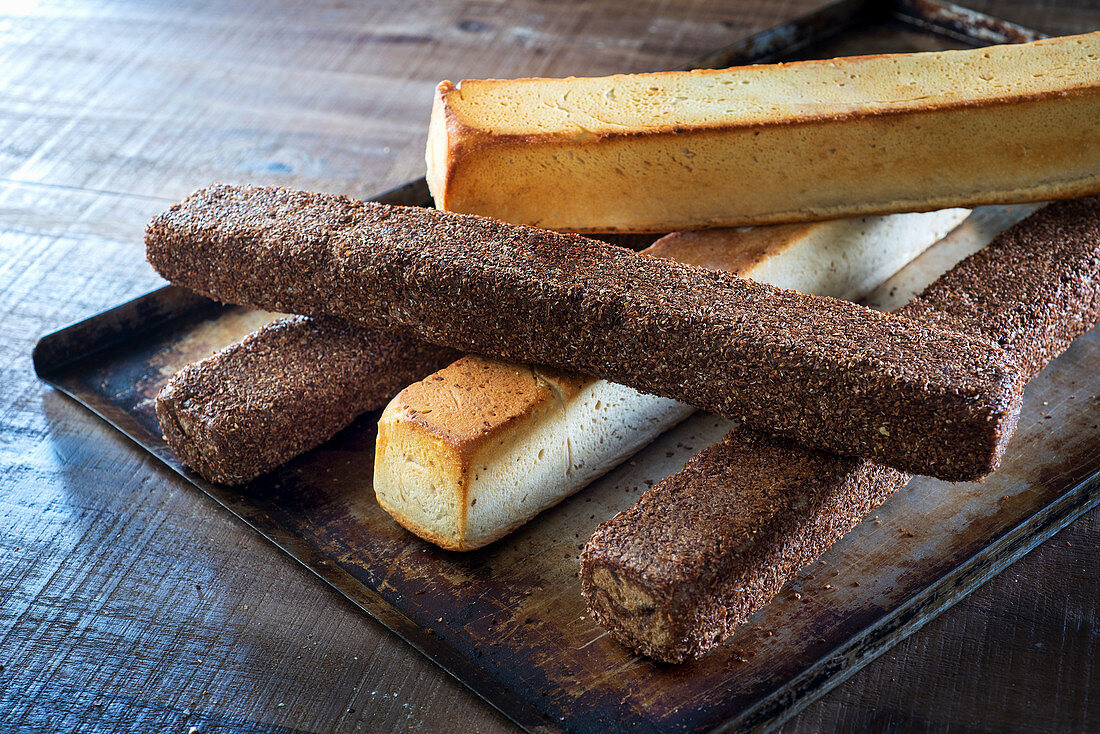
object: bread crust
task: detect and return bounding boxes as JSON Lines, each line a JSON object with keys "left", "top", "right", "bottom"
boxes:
{"left": 156, "top": 315, "right": 455, "bottom": 484}
{"left": 146, "top": 185, "right": 1021, "bottom": 481}
{"left": 903, "top": 197, "right": 1100, "bottom": 381}
{"left": 427, "top": 34, "right": 1100, "bottom": 231}
{"left": 580, "top": 196, "right": 1100, "bottom": 663}
{"left": 374, "top": 356, "right": 591, "bottom": 550}
{"left": 374, "top": 209, "right": 967, "bottom": 550}
{"left": 582, "top": 430, "right": 910, "bottom": 662}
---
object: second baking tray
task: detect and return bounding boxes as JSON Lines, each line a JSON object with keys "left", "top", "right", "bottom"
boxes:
{"left": 33, "top": 1, "right": 1100, "bottom": 732}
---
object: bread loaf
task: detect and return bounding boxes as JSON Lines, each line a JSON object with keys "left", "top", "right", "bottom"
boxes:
{"left": 145, "top": 185, "right": 1021, "bottom": 480}
{"left": 580, "top": 196, "right": 1100, "bottom": 663}
{"left": 156, "top": 316, "right": 456, "bottom": 484}
{"left": 375, "top": 210, "right": 968, "bottom": 550}
{"left": 427, "top": 33, "right": 1100, "bottom": 232}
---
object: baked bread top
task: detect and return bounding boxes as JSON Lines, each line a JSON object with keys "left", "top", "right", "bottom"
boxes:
{"left": 432, "top": 32, "right": 1100, "bottom": 139}
{"left": 427, "top": 33, "right": 1100, "bottom": 232}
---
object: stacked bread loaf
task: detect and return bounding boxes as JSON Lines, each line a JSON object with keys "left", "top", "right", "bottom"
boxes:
{"left": 146, "top": 31, "right": 1100, "bottom": 664}
{"left": 147, "top": 184, "right": 1023, "bottom": 482}
{"left": 428, "top": 33, "right": 1100, "bottom": 232}
{"left": 156, "top": 316, "right": 456, "bottom": 485}
{"left": 374, "top": 210, "right": 968, "bottom": 550}
{"left": 581, "top": 196, "right": 1100, "bottom": 662}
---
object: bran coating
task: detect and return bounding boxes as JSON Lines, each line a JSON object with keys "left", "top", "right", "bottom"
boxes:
{"left": 145, "top": 184, "right": 1023, "bottom": 481}
{"left": 580, "top": 196, "right": 1100, "bottom": 663}
{"left": 156, "top": 315, "right": 456, "bottom": 484}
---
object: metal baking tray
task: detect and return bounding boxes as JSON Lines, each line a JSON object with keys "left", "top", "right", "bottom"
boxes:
{"left": 33, "top": 1, "right": 1100, "bottom": 731}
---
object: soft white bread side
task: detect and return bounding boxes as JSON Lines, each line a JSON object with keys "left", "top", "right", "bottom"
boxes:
{"left": 426, "top": 33, "right": 1100, "bottom": 232}
{"left": 646, "top": 212, "right": 973, "bottom": 301}
{"left": 374, "top": 209, "right": 969, "bottom": 550}
{"left": 375, "top": 360, "right": 690, "bottom": 550}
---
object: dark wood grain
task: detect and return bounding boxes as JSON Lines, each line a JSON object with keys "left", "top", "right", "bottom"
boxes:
{"left": 1, "top": 1, "right": 1097, "bottom": 732}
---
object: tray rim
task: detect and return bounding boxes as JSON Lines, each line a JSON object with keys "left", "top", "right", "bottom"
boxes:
{"left": 32, "top": 1, "right": 1090, "bottom": 732}
{"left": 34, "top": 356, "right": 1100, "bottom": 732}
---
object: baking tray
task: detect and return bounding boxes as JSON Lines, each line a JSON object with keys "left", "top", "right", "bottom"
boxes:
{"left": 33, "top": 2, "right": 1100, "bottom": 732}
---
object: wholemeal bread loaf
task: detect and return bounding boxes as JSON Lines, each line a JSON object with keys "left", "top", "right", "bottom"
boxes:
{"left": 584, "top": 429, "right": 911, "bottom": 663}
{"left": 156, "top": 316, "right": 456, "bottom": 484}
{"left": 580, "top": 196, "right": 1100, "bottom": 663}
{"left": 427, "top": 33, "right": 1100, "bottom": 232}
{"left": 375, "top": 210, "right": 968, "bottom": 550}
{"left": 145, "top": 185, "right": 1021, "bottom": 481}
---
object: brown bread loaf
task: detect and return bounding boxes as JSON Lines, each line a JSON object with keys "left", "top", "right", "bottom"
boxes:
{"left": 156, "top": 315, "right": 456, "bottom": 484}
{"left": 580, "top": 196, "right": 1100, "bottom": 663}
{"left": 145, "top": 184, "right": 1022, "bottom": 481}
{"left": 902, "top": 197, "right": 1100, "bottom": 381}
{"left": 375, "top": 209, "right": 967, "bottom": 550}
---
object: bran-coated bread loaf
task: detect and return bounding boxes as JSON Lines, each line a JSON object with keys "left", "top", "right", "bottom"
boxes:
{"left": 375, "top": 209, "right": 967, "bottom": 550}
{"left": 145, "top": 184, "right": 1021, "bottom": 481}
{"left": 156, "top": 315, "right": 456, "bottom": 484}
{"left": 581, "top": 196, "right": 1100, "bottom": 663}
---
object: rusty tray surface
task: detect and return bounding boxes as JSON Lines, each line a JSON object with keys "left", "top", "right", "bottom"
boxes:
{"left": 33, "top": 2, "right": 1100, "bottom": 732}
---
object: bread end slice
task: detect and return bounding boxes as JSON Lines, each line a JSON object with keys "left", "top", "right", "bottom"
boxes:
{"left": 425, "top": 81, "right": 458, "bottom": 214}
{"left": 375, "top": 355, "right": 690, "bottom": 550}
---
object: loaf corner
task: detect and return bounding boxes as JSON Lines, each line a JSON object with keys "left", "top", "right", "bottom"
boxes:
{"left": 374, "top": 394, "right": 471, "bottom": 550}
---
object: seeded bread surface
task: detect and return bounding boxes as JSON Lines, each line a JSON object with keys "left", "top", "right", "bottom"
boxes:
{"left": 580, "top": 196, "right": 1100, "bottom": 663}
{"left": 156, "top": 315, "right": 456, "bottom": 484}
{"left": 904, "top": 196, "right": 1100, "bottom": 381}
{"left": 146, "top": 184, "right": 1022, "bottom": 481}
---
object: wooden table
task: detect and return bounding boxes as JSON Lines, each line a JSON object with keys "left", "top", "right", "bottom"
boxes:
{"left": 1, "top": 1, "right": 1097, "bottom": 731}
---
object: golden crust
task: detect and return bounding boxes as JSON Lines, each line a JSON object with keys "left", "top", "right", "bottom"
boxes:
{"left": 439, "top": 36, "right": 1100, "bottom": 136}
{"left": 427, "top": 33, "right": 1100, "bottom": 231}
{"left": 393, "top": 356, "right": 584, "bottom": 458}
{"left": 644, "top": 223, "right": 819, "bottom": 275}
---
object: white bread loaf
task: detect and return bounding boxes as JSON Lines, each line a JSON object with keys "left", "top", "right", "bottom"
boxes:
{"left": 426, "top": 33, "right": 1100, "bottom": 232}
{"left": 373, "top": 209, "right": 969, "bottom": 550}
